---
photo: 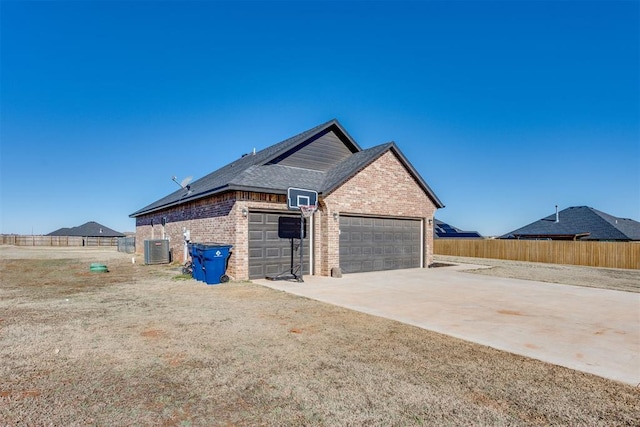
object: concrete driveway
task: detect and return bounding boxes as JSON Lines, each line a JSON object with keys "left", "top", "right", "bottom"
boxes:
{"left": 255, "top": 264, "right": 640, "bottom": 386}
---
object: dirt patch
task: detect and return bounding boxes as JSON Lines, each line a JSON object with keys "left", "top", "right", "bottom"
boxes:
{"left": 1, "top": 246, "right": 639, "bottom": 425}
{"left": 435, "top": 255, "right": 640, "bottom": 293}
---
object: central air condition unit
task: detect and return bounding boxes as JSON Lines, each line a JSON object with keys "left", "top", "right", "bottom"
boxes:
{"left": 144, "top": 239, "right": 171, "bottom": 265}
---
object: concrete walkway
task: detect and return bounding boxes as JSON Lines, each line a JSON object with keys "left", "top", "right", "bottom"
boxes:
{"left": 254, "top": 264, "right": 640, "bottom": 386}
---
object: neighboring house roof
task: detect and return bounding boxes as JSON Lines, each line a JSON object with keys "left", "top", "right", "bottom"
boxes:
{"left": 130, "top": 119, "right": 444, "bottom": 217}
{"left": 434, "top": 219, "right": 483, "bottom": 239}
{"left": 500, "top": 206, "right": 640, "bottom": 241}
{"left": 48, "top": 221, "right": 125, "bottom": 238}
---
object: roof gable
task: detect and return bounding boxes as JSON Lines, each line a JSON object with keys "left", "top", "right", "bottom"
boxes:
{"left": 321, "top": 142, "right": 444, "bottom": 208}
{"left": 267, "top": 128, "right": 357, "bottom": 171}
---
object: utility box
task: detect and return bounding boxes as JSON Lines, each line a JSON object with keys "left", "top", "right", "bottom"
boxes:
{"left": 144, "top": 239, "right": 171, "bottom": 265}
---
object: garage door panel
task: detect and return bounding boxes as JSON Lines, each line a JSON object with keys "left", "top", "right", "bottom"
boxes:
{"left": 264, "top": 263, "right": 286, "bottom": 276}
{"left": 248, "top": 230, "right": 265, "bottom": 241}
{"left": 340, "top": 216, "right": 421, "bottom": 274}
{"left": 249, "top": 248, "right": 264, "bottom": 258}
{"left": 249, "top": 265, "right": 264, "bottom": 278}
{"left": 265, "top": 248, "right": 281, "bottom": 258}
{"left": 265, "top": 231, "right": 281, "bottom": 241}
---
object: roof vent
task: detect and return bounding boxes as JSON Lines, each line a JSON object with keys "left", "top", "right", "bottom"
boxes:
{"left": 555, "top": 205, "right": 559, "bottom": 223}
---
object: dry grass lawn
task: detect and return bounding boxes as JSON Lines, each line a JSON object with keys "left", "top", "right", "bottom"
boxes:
{"left": 435, "top": 255, "right": 640, "bottom": 293}
{"left": 1, "top": 246, "right": 639, "bottom": 426}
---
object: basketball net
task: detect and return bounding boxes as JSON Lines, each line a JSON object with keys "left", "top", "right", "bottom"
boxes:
{"left": 299, "top": 205, "right": 317, "bottom": 218}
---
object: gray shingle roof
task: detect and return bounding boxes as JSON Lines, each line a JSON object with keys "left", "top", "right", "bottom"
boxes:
{"left": 48, "top": 221, "right": 124, "bottom": 237}
{"left": 501, "top": 206, "right": 640, "bottom": 241}
{"left": 232, "top": 164, "right": 326, "bottom": 192}
{"left": 434, "top": 219, "right": 483, "bottom": 239}
{"left": 130, "top": 119, "right": 444, "bottom": 217}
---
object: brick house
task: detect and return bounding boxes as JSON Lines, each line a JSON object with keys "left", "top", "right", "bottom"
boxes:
{"left": 130, "top": 119, "right": 444, "bottom": 280}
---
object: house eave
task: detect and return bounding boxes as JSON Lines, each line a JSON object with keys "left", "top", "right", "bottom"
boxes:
{"left": 129, "top": 185, "right": 230, "bottom": 218}
{"left": 129, "top": 184, "right": 295, "bottom": 218}
{"left": 512, "top": 232, "right": 591, "bottom": 241}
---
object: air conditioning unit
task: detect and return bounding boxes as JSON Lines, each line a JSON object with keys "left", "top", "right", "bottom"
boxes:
{"left": 144, "top": 239, "right": 170, "bottom": 265}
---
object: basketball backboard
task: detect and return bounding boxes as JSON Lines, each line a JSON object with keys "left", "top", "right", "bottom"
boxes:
{"left": 287, "top": 187, "right": 318, "bottom": 210}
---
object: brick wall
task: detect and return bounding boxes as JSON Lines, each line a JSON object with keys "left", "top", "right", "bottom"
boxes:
{"left": 322, "top": 151, "right": 438, "bottom": 272}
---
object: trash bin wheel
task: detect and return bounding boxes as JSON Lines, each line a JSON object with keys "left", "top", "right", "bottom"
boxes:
{"left": 220, "top": 274, "right": 230, "bottom": 283}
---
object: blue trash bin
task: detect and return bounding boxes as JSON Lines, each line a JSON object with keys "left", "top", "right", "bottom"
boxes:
{"left": 189, "top": 243, "right": 205, "bottom": 282}
{"left": 201, "top": 243, "right": 233, "bottom": 285}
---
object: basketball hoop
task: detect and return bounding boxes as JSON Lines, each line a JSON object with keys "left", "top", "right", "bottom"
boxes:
{"left": 299, "top": 205, "right": 317, "bottom": 218}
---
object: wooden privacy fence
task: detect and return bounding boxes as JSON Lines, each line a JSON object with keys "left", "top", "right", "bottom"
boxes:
{"left": 434, "top": 239, "right": 640, "bottom": 270}
{"left": 1, "top": 235, "right": 119, "bottom": 247}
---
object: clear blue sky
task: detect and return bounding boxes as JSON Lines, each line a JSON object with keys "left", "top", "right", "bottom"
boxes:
{"left": 1, "top": 0, "right": 638, "bottom": 236}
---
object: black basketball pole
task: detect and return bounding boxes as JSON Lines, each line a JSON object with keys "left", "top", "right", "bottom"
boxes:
{"left": 289, "top": 238, "right": 294, "bottom": 276}
{"left": 298, "top": 214, "right": 304, "bottom": 282}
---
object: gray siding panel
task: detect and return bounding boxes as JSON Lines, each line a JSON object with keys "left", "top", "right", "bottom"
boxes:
{"left": 271, "top": 131, "right": 354, "bottom": 171}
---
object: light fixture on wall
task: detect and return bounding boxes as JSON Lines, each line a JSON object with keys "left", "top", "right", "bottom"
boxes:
{"left": 428, "top": 218, "right": 433, "bottom": 226}
{"left": 242, "top": 208, "right": 248, "bottom": 217}
{"left": 333, "top": 212, "right": 339, "bottom": 221}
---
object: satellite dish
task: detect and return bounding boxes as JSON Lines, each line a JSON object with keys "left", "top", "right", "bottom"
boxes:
{"left": 181, "top": 176, "right": 193, "bottom": 188}
{"left": 172, "top": 175, "right": 194, "bottom": 200}
{"left": 172, "top": 175, "right": 193, "bottom": 190}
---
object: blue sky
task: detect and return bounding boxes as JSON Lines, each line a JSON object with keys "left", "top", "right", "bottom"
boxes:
{"left": 1, "top": 0, "right": 638, "bottom": 236}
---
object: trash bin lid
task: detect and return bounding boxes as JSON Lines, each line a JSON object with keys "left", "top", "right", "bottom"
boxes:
{"left": 199, "top": 242, "right": 233, "bottom": 248}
